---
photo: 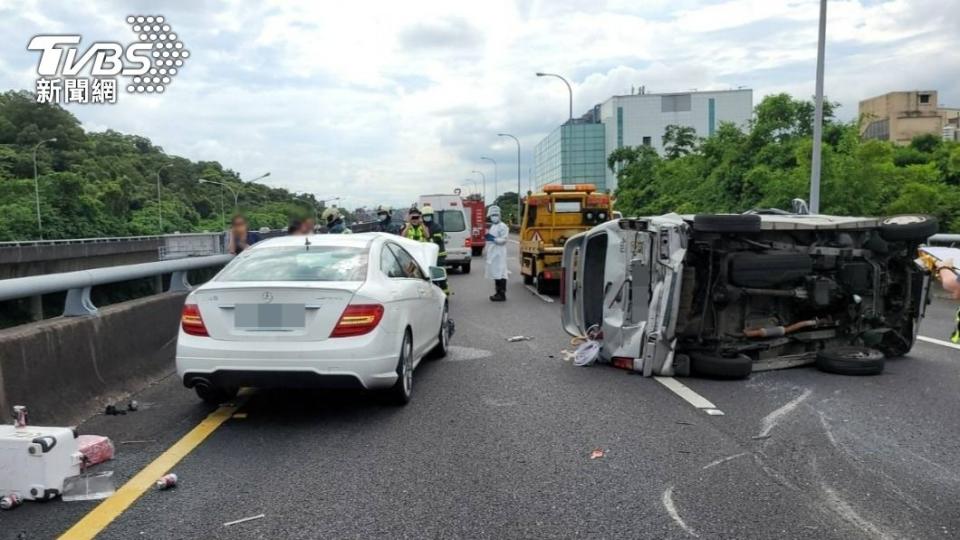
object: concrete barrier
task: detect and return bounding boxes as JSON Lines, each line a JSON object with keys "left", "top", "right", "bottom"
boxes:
{"left": 0, "top": 292, "right": 186, "bottom": 425}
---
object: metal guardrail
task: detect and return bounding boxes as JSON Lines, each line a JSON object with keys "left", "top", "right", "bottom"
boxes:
{"left": 928, "top": 234, "right": 960, "bottom": 246}
{"left": 0, "top": 232, "right": 222, "bottom": 248}
{"left": 0, "top": 254, "right": 233, "bottom": 317}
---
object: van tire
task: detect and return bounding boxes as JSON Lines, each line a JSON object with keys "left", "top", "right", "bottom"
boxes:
{"left": 690, "top": 353, "right": 752, "bottom": 379}
{"left": 693, "top": 214, "right": 761, "bottom": 233}
{"left": 816, "top": 346, "right": 884, "bottom": 376}
{"left": 461, "top": 262, "right": 471, "bottom": 274}
{"left": 472, "top": 246, "right": 484, "bottom": 256}
{"left": 879, "top": 215, "right": 938, "bottom": 242}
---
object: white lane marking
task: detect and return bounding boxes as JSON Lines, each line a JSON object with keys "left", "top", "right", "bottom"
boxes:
{"left": 917, "top": 335, "right": 960, "bottom": 351}
{"left": 523, "top": 284, "right": 554, "bottom": 303}
{"left": 662, "top": 485, "right": 699, "bottom": 538}
{"left": 508, "top": 239, "right": 519, "bottom": 244}
{"left": 757, "top": 388, "right": 812, "bottom": 438}
{"left": 654, "top": 376, "right": 719, "bottom": 412}
{"left": 702, "top": 452, "right": 748, "bottom": 470}
{"left": 820, "top": 484, "right": 896, "bottom": 540}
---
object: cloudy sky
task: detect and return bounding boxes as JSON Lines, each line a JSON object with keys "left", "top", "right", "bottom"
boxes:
{"left": 1, "top": 0, "right": 958, "bottom": 209}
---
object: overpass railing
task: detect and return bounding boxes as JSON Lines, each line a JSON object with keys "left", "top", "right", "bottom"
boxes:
{"left": 0, "top": 254, "right": 233, "bottom": 317}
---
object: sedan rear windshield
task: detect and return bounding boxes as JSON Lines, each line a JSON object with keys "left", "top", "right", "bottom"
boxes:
{"left": 217, "top": 246, "right": 368, "bottom": 281}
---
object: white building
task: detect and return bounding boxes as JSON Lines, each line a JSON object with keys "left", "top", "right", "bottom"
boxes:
{"left": 599, "top": 89, "right": 753, "bottom": 191}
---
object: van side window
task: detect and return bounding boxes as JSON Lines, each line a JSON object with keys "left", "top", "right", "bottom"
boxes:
{"left": 387, "top": 244, "right": 426, "bottom": 280}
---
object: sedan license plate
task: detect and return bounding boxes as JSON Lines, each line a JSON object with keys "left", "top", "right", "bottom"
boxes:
{"left": 235, "top": 304, "right": 305, "bottom": 329}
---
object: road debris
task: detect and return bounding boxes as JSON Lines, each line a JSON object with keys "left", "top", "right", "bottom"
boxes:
{"left": 62, "top": 471, "right": 115, "bottom": 501}
{"left": 506, "top": 335, "right": 533, "bottom": 342}
{"left": 12, "top": 405, "right": 28, "bottom": 428}
{"left": 590, "top": 448, "right": 605, "bottom": 459}
{"left": 77, "top": 435, "right": 115, "bottom": 467}
{"left": 155, "top": 473, "right": 178, "bottom": 490}
{"left": 104, "top": 404, "right": 126, "bottom": 416}
{"left": 1, "top": 493, "right": 23, "bottom": 510}
{"left": 232, "top": 413, "right": 248, "bottom": 419}
{"left": 574, "top": 340, "right": 601, "bottom": 367}
{"left": 704, "top": 409, "right": 725, "bottom": 416}
{"left": 127, "top": 400, "right": 139, "bottom": 412}
{"left": 224, "top": 513, "right": 266, "bottom": 527}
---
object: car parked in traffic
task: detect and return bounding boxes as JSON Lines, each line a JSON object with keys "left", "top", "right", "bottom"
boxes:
{"left": 176, "top": 233, "right": 451, "bottom": 405}
{"left": 562, "top": 212, "right": 937, "bottom": 378}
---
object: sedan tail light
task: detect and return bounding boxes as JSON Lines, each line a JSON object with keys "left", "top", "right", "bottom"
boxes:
{"left": 181, "top": 303, "right": 209, "bottom": 337}
{"left": 330, "top": 304, "right": 384, "bottom": 338}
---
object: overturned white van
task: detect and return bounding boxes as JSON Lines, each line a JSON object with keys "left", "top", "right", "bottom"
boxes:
{"left": 561, "top": 212, "right": 936, "bottom": 378}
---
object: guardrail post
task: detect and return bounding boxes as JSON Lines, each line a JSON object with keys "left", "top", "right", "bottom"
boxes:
{"left": 153, "top": 275, "right": 164, "bottom": 294}
{"left": 29, "top": 295, "right": 43, "bottom": 321}
{"left": 63, "top": 286, "right": 97, "bottom": 317}
{"left": 168, "top": 271, "right": 191, "bottom": 292}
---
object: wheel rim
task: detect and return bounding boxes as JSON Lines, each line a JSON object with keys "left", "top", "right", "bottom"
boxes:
{"left": 884, "top": 215, "right": 926, "bottom": 225}
{"left": 440, "top": 308, "right": 449, "bottom": 349}
{"left": 402, "top": 337, "right": 413, "bottom": 395}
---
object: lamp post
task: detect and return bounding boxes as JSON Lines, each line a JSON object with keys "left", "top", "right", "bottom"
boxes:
{"left": 536, "top": 72, "right": 573, "bottom": 122}
{"left": 198, "top": 178, "right": 239, "bottom": 230}
{"left": 32, "top": 137, "right": 57, "bottom": 240}
{"left": 809, "top": 0, "right": 827, "bottom": 214}
{"left": 497, "top": 133, "right": 521, "bottom": 223}
{"left": 155, "top": 163, "right": 174, "bottom": 234}
{"left": 480, "top": 156, "right": 498, "bottom": 200}
{"left": 470, "top": 170, "right": 486, "bottom": 201}
{"left": 463, "top": 179, "right": 480, "bottom": 196}
{"left": 245, "top": 172, "right": 270, "bottom": 183}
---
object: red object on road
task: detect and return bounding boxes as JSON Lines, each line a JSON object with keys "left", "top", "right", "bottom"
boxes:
{"left": 462, "top": 197, "right": 486, "bottom": 255}
{"left": 1, "top": 493, "right": 23, "bottom": 510}
{"left": 155, "top": 473, "right": 178, "bottom": 490}
{"left": 77, "top": 435, "right": 115, "bottom": 467}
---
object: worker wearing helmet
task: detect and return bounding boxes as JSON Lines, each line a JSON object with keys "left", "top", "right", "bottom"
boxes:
{"left": 322, "top": 207, "right": 350, "bottom": 234}
{"left": 485, "top": 205, "right": 509, "bottom": 301}
{"left": 375, "top": 205, "right": 401, "bottom": 235}
{"left": 401, "top": 207, "right": 430, "bottom": 242}
{"left": 421, "top": 205, "right": 449, "bottom": 295}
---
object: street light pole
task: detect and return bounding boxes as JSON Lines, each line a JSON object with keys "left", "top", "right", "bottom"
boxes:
{"left": 497, "top": 133, "right": 521, "bottom": 223}
{"left": 463, "top": 179, "right": 480, "bottom": 196}
{"left": 32, "top": 137, "right": 57, "bottom": 240}
{"left": 536, "top": 72, "right": 573, "bottom": 122}
{"left": 198, "top": 178, "right": 240, "bottom": 230}
{"left": 809, "top": 0, "right": 827, "bottom": 214}
{"left": 155, "top": 163, "right": 174, "bottom": 234}
{"left": 471, "top": 170, "right": 486, "bottom": 201}
{"left": 480, "top": 156, "right": 498, "bottom": 200}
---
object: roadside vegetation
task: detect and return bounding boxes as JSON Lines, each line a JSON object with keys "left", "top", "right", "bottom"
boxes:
{"left": 611, "top": 94, "right": 960, "bottom": 232}
{"left": 0, "top": 90, "right": 325, "bottom": 241}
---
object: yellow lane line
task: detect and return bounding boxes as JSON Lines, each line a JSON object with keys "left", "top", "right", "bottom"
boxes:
{"left": 59, "top": 400, "right": 243, "bottom": 539}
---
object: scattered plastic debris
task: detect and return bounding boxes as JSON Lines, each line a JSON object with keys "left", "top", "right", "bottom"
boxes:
{"left": 1, "top": 493, "right": 23, "bottom": 511}
{"left": 155, "top": 473, "right": 178, "bottom": 490}
{"left": 506, "top": 336, "right": 532, "bottom": 342}
{"left": 127, "top": 400, "right": 139, "bottom": 412}
{"left": 590, "top": 448, "right": 605, "bottom": 460}
{"left": 62, "top": 471, "right": 115, "bottom": 501}
{"left": 224, "top": 514, "right": 266, "bottom": 527}
{"left": 574, "top": 341, "right": 601, "bottom": 367}
{"left": 77, "top": 435, "right": 115, "bottom": 467}
{"left": 232, "top": 413, "right": 248, "bottom": 419}
{"left": 704, "top": 409, "right": 725, "bottom": 416}
{"left": 104, "top": 404, "right": 126, "bottom": 416}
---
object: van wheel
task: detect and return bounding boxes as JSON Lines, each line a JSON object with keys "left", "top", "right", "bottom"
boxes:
{"left": 536, "top": 275, "right": 552, "bottom": 295}
{"left": 472, "top": 246, "right": 484, "bottom": 256}
{"left": 879, "top": 215, "right": 938, "bottom": 241}
{"left": 461, "top": 262, "right": 471, "bottom": 274}
{"left": 816, "top": 346, "right": 884, "bottom": 376}
{"left": 690, "top": 353, "right": 752, "bottom": 379}
{"left": 523, "top": 274, "right": 534, "bottom": 285}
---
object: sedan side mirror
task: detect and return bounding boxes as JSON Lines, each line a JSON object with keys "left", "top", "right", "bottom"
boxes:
{"left": 429, "top": 266, "right": 447, "bottom": 283}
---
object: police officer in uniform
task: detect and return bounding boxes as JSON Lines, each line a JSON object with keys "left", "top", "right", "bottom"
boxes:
{"left": 935, "top": 259, "right": 960, "bottom": 343}
{"left": 421, "top": 205, "right": 449, "bottom": 294}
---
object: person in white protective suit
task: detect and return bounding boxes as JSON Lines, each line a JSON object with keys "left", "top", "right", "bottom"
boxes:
{"left": 484, "top": 205, "right": 510, "bottom": 302}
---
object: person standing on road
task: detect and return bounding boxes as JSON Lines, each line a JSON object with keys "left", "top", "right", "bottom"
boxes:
{"left": 935, "top": 259, "right": 960, "bottom": 342}
{"left": 227, "top": 214, "right": 260, "bottom": 255}
{"left": 375, "top": 205, "right": 401, "bottom": 235}
{"left": 485, "top": 205, "right": 509, "bottom": 302}
{"left": 421, "top": 205, "right": 449, "bottom": 295}
{"left": 401, "top": 207, "right": 430, "bottom": 242}
{"left": 322, "top": 207, "right": 350, "bottom": 234}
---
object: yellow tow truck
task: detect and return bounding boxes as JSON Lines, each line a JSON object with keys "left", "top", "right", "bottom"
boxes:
{"left": 519, "top": 183, "right": 613, "bottom": 293}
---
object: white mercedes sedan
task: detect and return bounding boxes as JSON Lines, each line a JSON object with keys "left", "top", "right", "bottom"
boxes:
{"left": 175, "top": 233, "right": 450, "bottom": 405}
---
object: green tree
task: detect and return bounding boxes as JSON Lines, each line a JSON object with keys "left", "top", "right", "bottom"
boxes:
{"left": 662, "top": 125, "right": 698, "bottom": 159}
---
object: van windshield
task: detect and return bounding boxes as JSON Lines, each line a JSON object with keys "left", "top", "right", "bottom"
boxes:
{"left": 438, "top": 210, "right": 466, "bottom": 232}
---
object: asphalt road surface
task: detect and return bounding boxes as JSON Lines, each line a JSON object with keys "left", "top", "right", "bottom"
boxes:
{"left": 4, "top": 239, "right": 960, "bottom": 539}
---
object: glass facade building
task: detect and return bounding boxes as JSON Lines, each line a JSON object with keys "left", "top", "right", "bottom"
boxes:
{"left": 532, "top": 122, "right": 607, "bottom": 191}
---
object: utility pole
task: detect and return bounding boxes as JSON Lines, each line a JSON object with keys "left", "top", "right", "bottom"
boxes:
{"left": 481, "top": 156, "right": 498, "bottom": 200}
{"left": 155, "top": 163, "right": 174, "bottom": 234}
{"left": 32, "top": 137, "right": 57, "bottom": 240}
{"left": 809, "top": 0, "right": 827, "bottom": 214}
{"left": 497, "top": 133, "right": 521, "bottom": 223}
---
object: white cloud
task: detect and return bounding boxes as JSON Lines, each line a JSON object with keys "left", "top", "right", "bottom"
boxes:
{"left": 0, "top": 0, "right": 957, "bottom": 210}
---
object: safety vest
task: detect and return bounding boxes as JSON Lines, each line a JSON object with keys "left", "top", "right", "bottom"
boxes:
{"left": 404, "top": 224, "right": 429, "bottom": 242}
{"left": 953, "top": 306, "right": 959, "bottom": 344}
